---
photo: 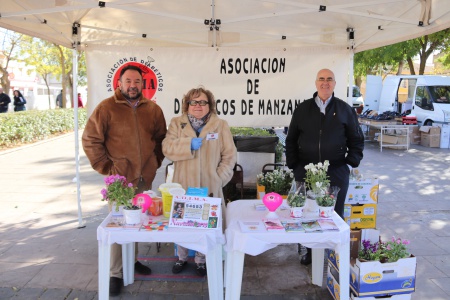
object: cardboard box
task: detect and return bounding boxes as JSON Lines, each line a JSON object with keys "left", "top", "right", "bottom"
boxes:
{"left": 344, "top": 204, "right": 377, "bottom": 229}
{"left": 326, "top": 262, "right": 341, "bottom": 300}
{"left": 419, "top": 125, "right": 441, "bottom": 135}
{"left": 440, "top": 124, "right": 450, "bottom": 149}
{"left": 409, "top": 126, "right": 420, "bottom": 145}
{"left": 350, "top": 255, "right": 416, "bottom": 297}
{"left": 346, "top": 179, "right": 379, "bottom": 204}
{"left": 351, "top": 293, "right": 411, "bottom": 300}
{"left": 420, "top": 133, "right": 440, "bottom": 148}
{"left": 326, "top": 230, "right": 361, "bottom": 270}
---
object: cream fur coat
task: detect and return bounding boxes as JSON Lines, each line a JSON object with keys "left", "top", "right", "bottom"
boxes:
{"left": 162, "top": 113, "right": 237, "bottom": 200}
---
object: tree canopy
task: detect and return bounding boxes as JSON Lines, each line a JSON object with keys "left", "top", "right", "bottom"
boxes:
{"left": 354, "top": 28, "right": 450, "bottom": 85}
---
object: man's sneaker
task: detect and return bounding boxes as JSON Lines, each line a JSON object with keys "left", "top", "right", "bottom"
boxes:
{"left": 196, "top": 263, "right": 207, "bottom": 277}
{"left": 172, "top": 260, "right": 187, "bottom": 274}
{"left": 135, "top": 261, "right": 151, "bottom": 275}
{"left": 109, "top": 276, "right": 123, "bottom": 297}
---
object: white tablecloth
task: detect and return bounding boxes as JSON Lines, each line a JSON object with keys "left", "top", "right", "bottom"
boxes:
{"left": 97, "top": 213, "right": 225, "bottom": 300}
{"left": 224, "top": 200, "right": 350, "bottom": 300}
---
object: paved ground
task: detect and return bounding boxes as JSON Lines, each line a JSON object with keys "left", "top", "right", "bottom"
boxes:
{"left": 1, "top": 131, "right": 450, "bottom": 300}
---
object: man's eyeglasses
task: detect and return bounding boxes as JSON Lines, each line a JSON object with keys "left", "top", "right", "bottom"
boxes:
{"left": 188, "top": 100, "right": 209, "bottom": 106}
{"left": 317, "top": 77, "right": 335, "bottom": 82}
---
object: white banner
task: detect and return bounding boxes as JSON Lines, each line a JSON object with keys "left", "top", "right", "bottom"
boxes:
{"left": 86, "top": 46, "right": 351, "bottom": 127}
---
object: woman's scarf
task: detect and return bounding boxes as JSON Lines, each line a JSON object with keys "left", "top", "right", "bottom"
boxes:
{"left": 188, "top": 112, "right": 211, "bottom": 134}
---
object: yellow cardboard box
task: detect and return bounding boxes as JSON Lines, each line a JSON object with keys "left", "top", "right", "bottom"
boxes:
{"left": 345, "top": 179, "right": 378, "bottom": 204}
{"left": 344, "top": 204, "right": 377, "bottom": 229}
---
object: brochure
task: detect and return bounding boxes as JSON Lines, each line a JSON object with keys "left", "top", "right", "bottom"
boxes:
{"left": 281, "top": 221, "right": 305, "bottom": 232}
{"left": 317, "top": 218, "right": 339, "bottom": 231}
{"left": 262, "top": 218, "right": 285, "bottom": 231}
{"left": 141, "top": 219, "right": 169, "bottom": 231}
{"left": 168, "top": 195, "right": 221, "bottom": 230}
{"left": 105, "top": 217, "right": 123, "bottom": 229}
{"left": 301, "top": 220, "right": 322, "bottom": 233}
{"left": 239, "top": 221, "right": 266, "bottom": 232}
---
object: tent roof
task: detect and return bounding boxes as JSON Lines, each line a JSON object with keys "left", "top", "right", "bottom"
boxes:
{"left": 0, "top": 0, "right": 449, "bottom": 52}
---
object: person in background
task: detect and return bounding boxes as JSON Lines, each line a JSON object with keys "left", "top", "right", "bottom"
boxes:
{"left": 13, "top": 90, "right": 27, "bottom": 112}
{"left": 82, "top": 65, "right": 167, "bottom": 296}
{"left": 77, "top": 93, "right": 84, "bottom": 108}
{"left": 56, "top": 90, "right": 63, "bottom": 108}
{"left": 0, "top": 87, "right": 11, "bottom": 113}
{"left": 162, "top": 86, "right": 237, "bottom": 276}
{"left": 285, "top": 68, "right": 364, "bottom": 265}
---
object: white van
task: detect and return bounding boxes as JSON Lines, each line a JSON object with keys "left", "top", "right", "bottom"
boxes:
{"left": 347, "top": 85, "right": 364, "bottom": 113}
{"left": 369, "top": 75, "right": 450, "bottom": 125}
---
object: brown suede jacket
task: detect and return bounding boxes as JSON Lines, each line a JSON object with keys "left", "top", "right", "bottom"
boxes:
{"left": 82, "top": 88, "right": 167, "bottom": 188}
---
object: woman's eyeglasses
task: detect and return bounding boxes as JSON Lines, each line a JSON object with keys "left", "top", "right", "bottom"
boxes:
{"left": 188, "top": 100, "right": 209, "bottom": 106}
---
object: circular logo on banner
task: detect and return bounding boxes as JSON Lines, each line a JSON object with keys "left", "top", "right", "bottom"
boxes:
{"left": 113, "top": 62, "right": 158, "bottom": 100}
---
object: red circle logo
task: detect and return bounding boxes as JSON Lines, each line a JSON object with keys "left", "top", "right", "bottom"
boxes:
{"left": 113, "top": 62, "right": 158, "bottom": 100}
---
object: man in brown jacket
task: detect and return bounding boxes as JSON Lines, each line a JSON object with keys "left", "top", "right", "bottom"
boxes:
{"left": 82, "top": 65, "right": 167, "bottom": 296}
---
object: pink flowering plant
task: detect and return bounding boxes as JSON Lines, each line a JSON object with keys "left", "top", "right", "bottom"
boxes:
{"left": 358, "top": 236, "right": 411, "bottom": 263}
{"left": 101, "top": 175, "right": 137, "bottom": 211}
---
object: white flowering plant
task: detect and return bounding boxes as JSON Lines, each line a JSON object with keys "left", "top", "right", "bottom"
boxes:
{"left": 304, "top": 160, "right": 331, "bottom": 196}
{"left": 257, "top": 168, "right": 294, "bottom": 195}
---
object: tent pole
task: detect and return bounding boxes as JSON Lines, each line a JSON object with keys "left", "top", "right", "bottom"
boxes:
{"left": 348, "top": 49, "right": 354, "bottom": 107}
{"left": 73, "top": 48, "right": 85, "bottom": 228}
{"left": 211, "top": 0, "right": 216, "bottom": 47}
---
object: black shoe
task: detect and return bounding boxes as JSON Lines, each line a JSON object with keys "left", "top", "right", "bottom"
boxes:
{"left": 172, "top": 260, "right": 187, "bottom": 274}
{"left": 109, "top": 276, "right": 123, "bottom": 297}
{"left": 196, "top": 263, "right": 207, "bottom": 276}
{"left": 300, "top": 248, "right": 312, "bottom": 266}
{"left": 135, "top": 261, "right": 151, "bottom": 275}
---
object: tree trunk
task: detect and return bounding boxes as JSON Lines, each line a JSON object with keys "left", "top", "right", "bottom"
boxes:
{"left": 407, "top": 58, "right": 416, "bottom": 75}
{"left": 56, "top": 45, "right": 68, "bottom": 108}
{"left": 396, "top": 60, "right": 404, "bottom": 75}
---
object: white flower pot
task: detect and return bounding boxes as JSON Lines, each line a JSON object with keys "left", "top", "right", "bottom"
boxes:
{"left": 123, "top": 208, "right": 141, "bottom": 225}
{"left": 304, "top": 197, "right": 319, "bottom": 215}
{"left": 290, "top": 207, "right": 304, "bottom": 218}
{"left": 318, "top": 206, "right": 334, "bottom": 218}
{"left": 111, "top": 204, "right": 124, "bottom": 216}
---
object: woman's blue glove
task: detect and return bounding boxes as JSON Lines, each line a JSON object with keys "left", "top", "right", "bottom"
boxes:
{"left": 191, "top": 138, "right": 203, "bottom": 150}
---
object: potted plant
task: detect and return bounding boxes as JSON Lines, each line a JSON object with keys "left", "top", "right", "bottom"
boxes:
{"left": 352, "top": 235, "right": 416, "bottom": 297}
{"left": 315, "top": 186, "right": 340, "bottom": 218}
{"left": 287, "top": 181, "right": 307, "bottom": 218}
{"left": 359, "top": 236, "right": 411, "bottom": 263}
{"left": 256, "top": 168, "right": 294, "bottom": 198}
{"left": 303, "top": 160, "right": 340, "bottom": 217}
{"left": 101, "top": 174, "right": 140, "bottom": 224}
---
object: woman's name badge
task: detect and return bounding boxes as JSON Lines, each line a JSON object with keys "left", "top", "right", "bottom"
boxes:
{"left": 206, "top": 133, "right": 219, "bottom": 140}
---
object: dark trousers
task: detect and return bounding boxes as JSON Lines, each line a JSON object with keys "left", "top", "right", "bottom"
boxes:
{"left": 328, "top": 165, "right": 350, "bottom": 220}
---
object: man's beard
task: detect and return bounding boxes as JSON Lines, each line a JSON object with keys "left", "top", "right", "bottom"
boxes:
{"left": 121, "top": 87, "right": 142, "bottom": 101}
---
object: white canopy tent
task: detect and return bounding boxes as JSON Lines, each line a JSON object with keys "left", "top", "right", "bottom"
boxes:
{"left": 0, "top": 0, "right": 448, "bottom": 51}
{"left": 1, "top": 0, "right": 449, "bottom": 225}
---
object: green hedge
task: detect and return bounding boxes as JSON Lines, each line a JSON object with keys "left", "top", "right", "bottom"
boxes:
{"left": 0, "top": 109, "right": 87, "bottom": 148}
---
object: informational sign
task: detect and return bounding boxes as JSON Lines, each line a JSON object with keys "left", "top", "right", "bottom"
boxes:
{"left": 168, "top": 195, "right": 222, "bottom": 230}
{"left": 86, "top": 46, "right": 350, "bottom": 127}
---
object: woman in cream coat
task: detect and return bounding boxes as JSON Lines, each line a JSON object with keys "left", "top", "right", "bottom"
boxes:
{"left": 162, "top": 86, "right": 237, "bottom": 276}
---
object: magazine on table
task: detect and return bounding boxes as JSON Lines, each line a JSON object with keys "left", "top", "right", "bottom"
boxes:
{"left": 105, "top": 216, "right": 123, "bottom": 229}
{"left": 281, "top": 220, "right": 305, "bottom": 232}
{"left": 239, "top": 221, "right": 266, "bottom": 232}
{"left": 301, "top": 220, "right": 322, "bottom": 233}
{"left": 317, "top": 218, "right": 339, "bottom": 231}
{"left": 141, "top": 219, "right": 169, "bottom": 231}
{"left": 262, "top": 218, "right": 285, "bottom": 231}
